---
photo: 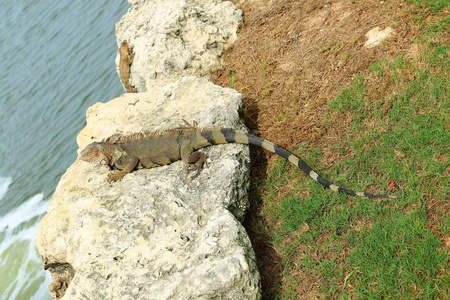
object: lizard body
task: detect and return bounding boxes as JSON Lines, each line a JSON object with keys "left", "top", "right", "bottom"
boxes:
{"left": 80, "top": 127, "right": 399, "bottom": 199}
{"left": 119, "top": 40, "right": 137, "bottom": 93}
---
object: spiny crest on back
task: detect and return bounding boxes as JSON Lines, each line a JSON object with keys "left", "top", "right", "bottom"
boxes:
{"left": 102, "top": 127, "right": 204, "bottom": 144}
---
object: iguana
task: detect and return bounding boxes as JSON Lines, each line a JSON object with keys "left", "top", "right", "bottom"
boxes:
{"left": 119, "top": 40, "right": 137, "bottom": 93}
{"left": 79, "top": 127, "right": 399, "bottom": 199}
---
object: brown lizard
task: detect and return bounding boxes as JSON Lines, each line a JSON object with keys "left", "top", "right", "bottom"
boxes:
{"left": 79, "top": 127, "right": 399, "bottom": 199}
{"left": 119, "top": 40, "right": 137, "bottom": 93}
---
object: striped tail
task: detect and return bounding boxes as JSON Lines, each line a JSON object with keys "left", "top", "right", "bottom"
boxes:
{"left": 218, "top": 128, "right": 399, "bottom": 199}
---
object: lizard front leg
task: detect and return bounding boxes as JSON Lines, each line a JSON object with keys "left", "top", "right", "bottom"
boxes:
{"left": 108, "top": 156, "right": 138, "bottom": 182}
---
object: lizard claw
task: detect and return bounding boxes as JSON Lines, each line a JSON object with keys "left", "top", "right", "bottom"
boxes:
{"left": 186, "top": 163, "right": 203, "bottom": 180}
{"left": 107, "top": 171, "right": 125, "bottom": 182}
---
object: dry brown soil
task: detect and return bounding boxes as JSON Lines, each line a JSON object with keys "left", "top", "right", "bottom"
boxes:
{"left": 212, "top": 0, "right": 430, "bottom": 298}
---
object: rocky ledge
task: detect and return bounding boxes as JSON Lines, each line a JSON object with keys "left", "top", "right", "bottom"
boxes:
{"left": 35, "top": 1, "right": 261, "bottom": 299}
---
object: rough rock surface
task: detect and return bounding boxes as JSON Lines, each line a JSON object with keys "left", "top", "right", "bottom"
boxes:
{"left": 36, "top": 78, "right": 261, "bottom": 299}
{"left": 364, "top": 26, "right": 394, "bottom": 48}
{"left": 35, "top": 0, "right": 261, "bottom": 299}
{"left": 115, "top": 0, "right": 242, "bottom": 91}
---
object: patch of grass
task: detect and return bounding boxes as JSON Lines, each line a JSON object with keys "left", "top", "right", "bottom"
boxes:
{"left": 329, "top": 75, "right": 368, "bottom": 121}
{"left": 426, "top": 15, "right": 450, "bottom": 36}
{"left": 348, "top": 211, "right": 447, "bottom": 299}
{"left": 370, "top": 59, "right": 388, "bottom": 76}
{"left": 229, "top": 70, "right": 237, "bottom": 88}
{"left": 259, "top": 2, "right": 449, "bottom": 298}
{"left": 258, "top": 57, "right": 275, "bottom": 77}
{"left": 407, "top": 0, "right": 449, "bottom": 12}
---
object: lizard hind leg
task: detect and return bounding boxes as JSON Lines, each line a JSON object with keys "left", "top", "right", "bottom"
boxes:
{"left": 186, "top": 151, "right": 207, "bottom": 179}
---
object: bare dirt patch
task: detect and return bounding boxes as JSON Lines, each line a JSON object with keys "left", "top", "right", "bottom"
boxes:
{"left": 212, "top": 0, "right": 428, "bottom": 298}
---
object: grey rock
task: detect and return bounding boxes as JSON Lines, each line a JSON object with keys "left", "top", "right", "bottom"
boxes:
{"left": 36, "top": 78, "right": 261, "bottom": 299}
{"left": 36, "top": 0, "right": 260, "bottom": 298}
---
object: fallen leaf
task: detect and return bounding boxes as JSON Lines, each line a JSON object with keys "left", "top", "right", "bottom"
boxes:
{"left": 387, "top": 179, "right": 399, "bottom": 190}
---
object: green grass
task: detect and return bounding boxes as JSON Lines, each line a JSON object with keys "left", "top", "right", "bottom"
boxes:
{"left": 407, "top": 0, "right": 449, "bottom": 12}
{"left": 229, "top": 70, "right": 238, "bottom": 89}
{"left": 348, "top": 211, "right": 447, "bottom": 298}
{"left": 259, "top": 2, "right": 449, "bottom": 298}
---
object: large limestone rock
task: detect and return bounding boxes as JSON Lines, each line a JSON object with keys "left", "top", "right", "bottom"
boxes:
{"left": 36, "top": 77, "right": 261, "bottom": 299}
{"left": 36, "top": 0, "right": 260, "bottom": 298}
{"left": 115, "top": 0, "right": 243, "bottom": 91}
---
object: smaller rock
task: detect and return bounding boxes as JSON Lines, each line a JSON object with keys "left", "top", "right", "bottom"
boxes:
{"left": 115, "top": 0, "right": 243, "bottom": 90}
{"left": 364, "top": 26, "right": 394, "bottom": 48}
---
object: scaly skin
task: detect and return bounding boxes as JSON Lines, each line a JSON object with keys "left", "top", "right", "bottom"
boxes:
{"left": 119, "top": 40, "right": 137, "bottom": 93}
{"left": 79, "top": 127, "right": 400, "bottom": 199}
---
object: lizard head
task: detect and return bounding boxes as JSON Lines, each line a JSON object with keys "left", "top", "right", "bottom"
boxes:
{"left": 119, "top": 40, "right": 130, "bottom": 56}
{"left": 79, "top": 143, "right": 111, "bottom": 165}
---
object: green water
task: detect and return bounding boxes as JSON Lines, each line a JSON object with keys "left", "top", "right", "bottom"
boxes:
{"left": 0, "top": 1, "right": 129, "bottom": 298}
